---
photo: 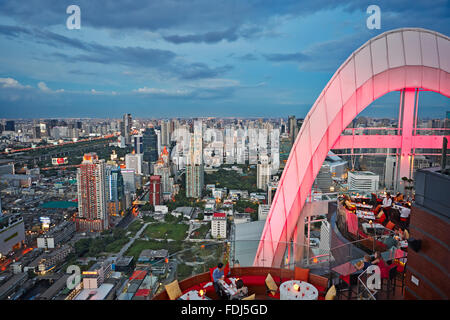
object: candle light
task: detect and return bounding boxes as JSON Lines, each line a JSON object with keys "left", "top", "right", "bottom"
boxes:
{"left": 293, "top": 283, "right": 300, "bottom": 292}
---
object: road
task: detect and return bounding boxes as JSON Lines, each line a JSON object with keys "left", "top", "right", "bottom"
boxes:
{"left": 114, "top": 221, "right": 150, "bottom": 259}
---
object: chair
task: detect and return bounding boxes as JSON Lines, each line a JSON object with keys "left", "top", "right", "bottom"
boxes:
{"left": 242, "top": 293, "right": 256, "bottom": 300}
{"left": 325, "top": 285, "right": 336, "bottom": 300}
{"left": 294, "top": 267, "right": 310, "bottom": 282}
{"left": 165, "top": 279, "right": 182, "bottom": 300}
{"left": 308, "top": 273, "right": 329, "bottom": 297}
{"left": 265, "top": 273, "right": 280, "bottom": 299}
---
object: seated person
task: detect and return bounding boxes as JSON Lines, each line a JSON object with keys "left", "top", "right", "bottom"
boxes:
{"left": 355, "top": 255, "right": 372, "bottom": 274}
{"left": 233, "top": 260, "right": 241, "bottom": 268}
{"left": 230, "top": 279, "right": 248, "bottom": 300}
{"left": 395, "top": 192, "right": 404, "bottom": 203}
{"left": 212, "top": 262, "right": 226, "bottom": 299}
{"left": 371, "top": 251, "right": 386, "bottom": 268}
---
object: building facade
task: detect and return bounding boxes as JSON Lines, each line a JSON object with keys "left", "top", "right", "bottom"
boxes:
{"left": 76, "top": 153, "right": 109, "bottom": 232}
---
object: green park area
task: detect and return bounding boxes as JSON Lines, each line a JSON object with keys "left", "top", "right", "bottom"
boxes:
{"left": 143, "top": 223, "right": 189, "bottom": 241}
{"left": 126, "top": 220, "right": 145, "bottom": 237}
{"left": 123, "top": 239, "right": 183, "bottom": 261}
{"left": 190, "top": 224, "right": 210, "bottom": 239}
{"left": 204, "top": 166, "right": 258, "bottom": 192}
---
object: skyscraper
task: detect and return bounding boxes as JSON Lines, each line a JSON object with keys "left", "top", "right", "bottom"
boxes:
{"left": 148, "top": 175, "right": 162, "bottom": 205}
{"left": 125, "top": 151, "right": 143, "bottom": 175}
{"left": 288, "top": 115, "right": 296, "bottom": 144}
{"left": 121, "top": 113, "right": 132, "bottom": 145}
{"left": 143, "top": 127, "right": 158, "bottom": 163}
{"left": 106, "top": 166, "right": 125, "bottom": 216}
{"left": 133, "top": 134, "right": 143, "bottom": 154}
{"left": 76, "top": 153, "right": 108, "bottom": 232}
{"left": 257, "top": 154, "right": 271, "bottom": 191}
{"left": 186, "top": 132, "right": 204, "bottom": 198}
{"left": 161, "top": 120, "right": 171, "bottom": 147}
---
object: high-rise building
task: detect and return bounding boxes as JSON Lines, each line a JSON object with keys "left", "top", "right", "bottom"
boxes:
{"left": 106, "top": 166, "right": 125, "bottom": 216}
{"left": 154, "top": 147, "right": 172, "bottom": 197}
{"left": 288, "top": 116, "right": 296, "bottom": 144}
{"left": 133, "top": 134, "right": 143, "bottom": 154}
{"left": 257, "top": 154, "right": 271, "bottom": 191}
{"left": 143, "top": 127, "right": 158, "bottom": 163}
{"left": 148, "top": 175, "right": 162, "bottom": 205}
{"left": 186, "top": 164, "right": 204, "bottom": 198}
{"left": 125, "top": 152, "right": 143, "bottom": 175}
{"left": 76, "top": 153, "right": 109, "bottom": 232}
{"left": 120, "top": 114, "right": 132, "bottom": 145}
{"left": 161, "top": 120, "right": 171, "bottom": 147}
{"left": 5, "top": 120, "right": 15, "bottom": 132}
{"left": 186, "top": 133, "right": 204, "bottom": 198}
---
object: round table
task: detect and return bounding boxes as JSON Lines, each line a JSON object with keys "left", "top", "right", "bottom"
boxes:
{"left": 180, "top": 290, "right": 210, "bottom": 300}
{"left": 279, "top": 280, "right": 318, "bottom": 300}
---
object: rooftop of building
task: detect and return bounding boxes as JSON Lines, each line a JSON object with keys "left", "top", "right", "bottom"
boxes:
{"left": 73, "top": 283, "right": 114, "bottom": 300}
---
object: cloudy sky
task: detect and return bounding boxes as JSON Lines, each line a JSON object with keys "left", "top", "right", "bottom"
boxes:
{"left": 0, "top": 0, "right": 449, "bottom": 119}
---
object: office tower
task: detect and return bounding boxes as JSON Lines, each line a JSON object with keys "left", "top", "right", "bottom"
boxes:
{"left": 257, "top": 154, "right": 271, "bottom": 191}
{"left": 106, "top": 166, "right": 125, "bottom": 216}
{"left": 121, "top": 169, "right": 136, "bottom": 194}
{"left": 148, "top": 175, "right": 162, "bottom": 205}
{"left": 76, "top": 153, "right": 109, "bottom": 232}
{"left": 5, "top": 120, "right": 15, "bottom": 132}
{"left": 121, "top": 113, "right": 132, "bottom": 145}
{"left": 143, "top": 127, "right": 158, "bottom": 163}
{"left": 133, "top": 134, "right": 144, "bottom": 154}
{"left": 161, "top": 120, "right": 171, "bottom": 147}
{"left": 125, "top": 151, "right": 143, "bottom": 175}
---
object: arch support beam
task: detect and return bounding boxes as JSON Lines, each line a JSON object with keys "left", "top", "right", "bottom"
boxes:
{"left": 255, "top": 28, "right": 450, "bottom": 267}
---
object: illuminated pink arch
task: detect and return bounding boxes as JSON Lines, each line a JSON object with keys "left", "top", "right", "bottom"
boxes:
{"left": 255, "top": 28, "right": 450, "bottom": 267}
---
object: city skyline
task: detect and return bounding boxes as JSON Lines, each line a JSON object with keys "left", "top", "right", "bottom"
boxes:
{"left": 1, "top": 1, "right": 449, "bottom": 118}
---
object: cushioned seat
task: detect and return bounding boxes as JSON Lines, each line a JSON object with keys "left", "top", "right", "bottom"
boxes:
{"left": 165, "top": 280, "right": 182, "bottom": 300}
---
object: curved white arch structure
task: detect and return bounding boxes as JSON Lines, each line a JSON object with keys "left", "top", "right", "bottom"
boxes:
{"left": 255, "top": 28, "right": 450, "bottom": 267}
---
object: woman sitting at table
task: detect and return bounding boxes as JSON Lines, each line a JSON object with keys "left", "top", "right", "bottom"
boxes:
{"left": 230, "top": 279, "right": 248, "bottom": 300}
{"left": 371, "top": 251, "right": 387, "bottom": 268}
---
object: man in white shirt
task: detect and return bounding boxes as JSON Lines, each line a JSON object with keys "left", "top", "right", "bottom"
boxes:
{"left": 381, "top": 193, "right": 392, "bottom": 220}
{"left": 382, "top": 193, "right": 392, "bottom": 208}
